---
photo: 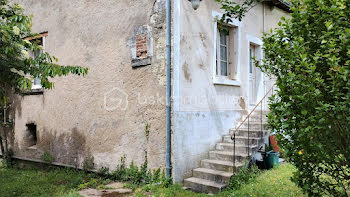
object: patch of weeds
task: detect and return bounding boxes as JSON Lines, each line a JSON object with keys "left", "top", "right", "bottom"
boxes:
{"left": 97, "top": 185, "right": 114, "bottom": 190}
{"left": 1, "top": 149, "right": 16, "bottom": 167}
{"left": 97, "top": 166, "right": 110, "bottom": 178}
{"left": 40, "top": 152, "right": 55, "bottom": 164}
{"left": 82, "top": 156, "right": 94, "bottom": 171}
{"left": 225, "top": 164, "right": 261, "bottom": 191}
{"left": 78, "top": 178, "right": 100, "bottom": 190}
{"left": 124, "top": 183, "right": 139, "bottom": 190}
{"left": 109, "top": 155, "right": 171, "bottom": 188}
{"left": 58, "top": 190, "right": 82, "bottom": 197}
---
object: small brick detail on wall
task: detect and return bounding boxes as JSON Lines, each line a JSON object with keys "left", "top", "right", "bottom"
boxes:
{"left": 136, "top": 34, "right": 148, "bottom": 59}
{"left": 127, "top": 25, "right": 153, "bottom": 68}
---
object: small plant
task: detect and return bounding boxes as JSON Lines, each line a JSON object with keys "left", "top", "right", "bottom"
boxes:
{"left": 145, "top": 123, "right": 150, "bottom": 141}
{"left": 78, "top": 178, "right": 99, "bottom": 190}
{"left": 40, "top": 152, "right": 55, "bottom": 164}
{"left": 97, "top": 167, "right": 110, "bottom": 178}
{"left": 82, "top": 156, "right": 94, "bottom": 171}
{"left": 225, "top": 164, "right": 261, "bottom": 191}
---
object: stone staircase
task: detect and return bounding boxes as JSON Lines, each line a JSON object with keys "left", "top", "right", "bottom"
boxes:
{"left": 183, "top": 111, "right": 269, "bottom": 194}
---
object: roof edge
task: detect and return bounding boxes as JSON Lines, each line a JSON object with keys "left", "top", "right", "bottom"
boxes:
{"left": 265, "top": 0, "right": 293, "bottom": 13}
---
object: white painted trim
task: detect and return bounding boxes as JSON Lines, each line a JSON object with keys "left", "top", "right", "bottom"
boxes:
{"left": 213, "top": 76, "right": 241, "bottom": 86}
{"left": 246, "top": 34, "right": 263, "bottom": 109}
{"left": 212, "top": 11, "right": 241, "bottom": 86}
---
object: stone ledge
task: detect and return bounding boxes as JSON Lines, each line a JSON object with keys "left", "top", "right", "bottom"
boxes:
{"left": 131, "top": 57, "right": 152, "bottom": 68}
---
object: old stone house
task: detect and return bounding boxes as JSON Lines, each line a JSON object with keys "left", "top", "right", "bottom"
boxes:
{"left": 3, "top": 0, "right": 290, "bottom": 193}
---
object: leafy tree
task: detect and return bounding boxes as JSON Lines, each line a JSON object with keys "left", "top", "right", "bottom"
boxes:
{"left": 215, "top": 0, "right": 262, "bottom": 22}
{"left": 0, "top": 1, "right": 87, "bottom": 157}
{"left": 258, "top": 0, "right": 350, "bottom": 196}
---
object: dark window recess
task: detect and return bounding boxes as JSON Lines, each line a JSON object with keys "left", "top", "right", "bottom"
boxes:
{"left": 26, "top": 123, "right": 37, "bottom": 147}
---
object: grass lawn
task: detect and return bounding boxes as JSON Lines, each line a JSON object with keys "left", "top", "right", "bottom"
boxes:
{"left": 0, "top": 162, "right": 305, "bottom": 197}
{"left": 134, "top": 164, "right": 306, "bottom": 197}
{"left": 0, "top": 165, "right": 87, "bottom": 197}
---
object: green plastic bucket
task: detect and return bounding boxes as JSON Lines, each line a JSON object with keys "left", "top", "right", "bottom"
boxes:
{"left": 264, "top": 151, "right": 279, "bottom": 169}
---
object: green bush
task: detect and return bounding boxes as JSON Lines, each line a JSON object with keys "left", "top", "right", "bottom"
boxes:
{"left": 260, "top": 0, "right": 350, "bottom": 196}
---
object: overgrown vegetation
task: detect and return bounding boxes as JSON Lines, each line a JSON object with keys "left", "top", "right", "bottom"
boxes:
{"left": 97, "top": 155, "right": 171, "bottom": 187}
{"left": 225, "top": 164, "right": 261, "bottom": 191}
{"left": 258, "top": 0, "right": 350, "bottom": 196}
{"left": 133, "top": 164, "right": 305, "bottom": 197}
{"left": 0, "top": 154, "right": 171, "bottom": 196}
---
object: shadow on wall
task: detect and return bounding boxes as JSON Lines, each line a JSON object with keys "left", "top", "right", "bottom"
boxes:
{"left": 4, "top": 94, "right": 92, "bottom": 167}
{"left": 36, "top": 127, "right": 92, "bottom": 167}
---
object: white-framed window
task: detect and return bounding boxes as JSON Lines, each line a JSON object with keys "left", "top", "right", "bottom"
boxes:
{"left": 212, "top": 11, "right": 241, "bottom": 86}
{"left": 246, "top": 35, "right": 263, "bottom": 107}
{"left": 27, "top": 32, "right": 47, "bottom": 90}
{"left": 249, "top": 44, "right": 260, "bottom": 74}
{"left": 217, "top": 30, "right": 228, "bottom": 76}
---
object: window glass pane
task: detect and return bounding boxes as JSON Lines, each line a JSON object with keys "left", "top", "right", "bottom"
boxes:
{"left": 220, "top": 61, "right": 227, "bottom": 76}
{"left": 220, "top": 32, "right": 227, "bottom": 45}
{"left": 34, "top": 77, "right": 41, "bottom": 86}
{"left": 34, "top": 50, "right": 41, "bottom": 58}
{"left": 220, "top": 46, "right": 227, "bottom": 61}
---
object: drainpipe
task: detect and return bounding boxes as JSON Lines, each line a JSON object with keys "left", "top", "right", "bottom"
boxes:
{"left": 165, "top": 0, "right": 172, "bottom": 178}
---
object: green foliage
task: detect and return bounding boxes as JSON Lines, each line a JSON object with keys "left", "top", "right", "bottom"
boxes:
{"left": 82, "top": 156, "right": 94, "bottom": 172}
{"left": 225, "top": 164, "right": 261, "bottom": 191}
{"left": 215, "top": 0, "right": 262, "bottom": 22}
{"left": 133, "top": 164, "right": 305, "bottom": 197}
{"left": 0, "top": 0, "right": 88, "bottom": 104}
{"left": 40, "top": 151, "right": 54, "bottom": 164}
{"left": 0, "top": 165, "right": 93, "bottom": 197}
{"left": 77, "top": 177, "right": 111, "bottom": 190}
{"left": 145, "top": 123, "right": 150, "bottom": 141}
{"left": 1, "top": 148, "right": 15, "bottom": 167}
{"left": 95, "top": 155, "right": 171, "bottom": 188}
{"left": 259, "top": 0, "right": 350, "bottom": 196}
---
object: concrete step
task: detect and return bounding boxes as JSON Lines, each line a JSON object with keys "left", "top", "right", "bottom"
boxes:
{"left": 222, "top": 135, "right": 264, "bottom": 145}
{"left": 201, "top": 159, "right": 242, "bottom": 172}
{"left": 216, "top": 143, "right": 258, "bottom": 153}
{"left": 250, "top": 110, "right": 269, "bottom": 116}
{"left": 241, "top": 114, "right": 268, "bottom": 122}
{"left": 193, "top": 168, "right": 232, "bottom": 184}
{"left": 183, "top": 177, "right": 226, "bottom": 194}
{"left": 235, "top": 122, "right": 269, "bottom": 130}
{"left": 209, "top": 151, "right": 249, "bottom": 162}
{"left": 230, "top": 129, "right": 269, "bottom": 138}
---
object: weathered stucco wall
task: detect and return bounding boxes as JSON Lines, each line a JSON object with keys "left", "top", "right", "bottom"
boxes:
{"left": 172, "top": 0, "right": 290, "bottom": 182}
{"left": 11, "top": 0, "right": 168, "bottom": 170}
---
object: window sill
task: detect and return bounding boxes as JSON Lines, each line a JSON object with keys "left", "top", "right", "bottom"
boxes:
{"left": 213, "top": 76, "right": 241, "bottom": 86}
{"left": 27, "top": 145, "right": 37, "bottom": 150}
{"left": 21, "top": 88, "right": 44, "bottom": 95}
